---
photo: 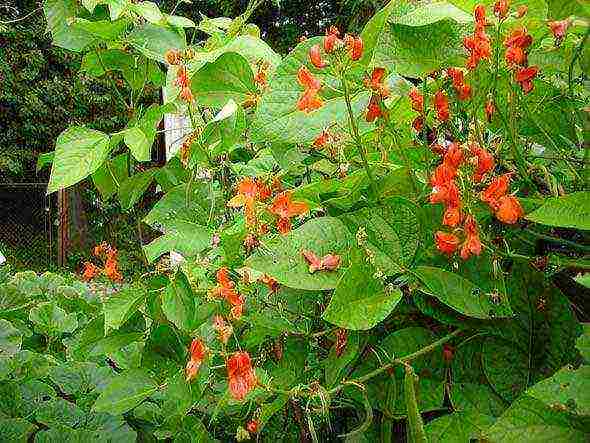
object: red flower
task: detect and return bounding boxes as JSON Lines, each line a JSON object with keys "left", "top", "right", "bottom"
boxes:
{"left": 104, "top": 257, "right": 123, "bottom": 283}
{"left": 246, "top": 420, "right": 259, "bottom": 434}
{"left": 444, "top": 142, "right": 464, "bottom": 169}
{"left": 493, "top": 1, "right": 509, "bottom": 20}
{"left": 366, "top": 95, "right": 384, "bottom": 122}
{"left": 344, "top": 34, "right": 363, "bottom": 60}
{"left": 82, "top": 262, "right": 100, "bottom": 282}
{"left": 430, "top": 179, "right": 460, "bottom": 207}
{"left": 313, "top": 129, "right": 331, "bottom": 148}
{"left": 504, "top": 27, "right": 533, "bottom": 50}
{"left": 485, "top": 99, "right": 495, "bottom": 122}
{"left": 297, "top": 66, "right": 323, "bottom": 113}
{"left": 409, "top": 88, "right": 424, "bottom": 113}
{"left": 504, "top": 45, "right": 526, "bottom": 67}
{"left": 442, "top": 344, "right": 455, "bottom": 363}
{"left": 548, "top": 20, "right": 570, "bottom": 44}
{"left": 301, "top": 250, "right": 341, "bottom": 273}
{"left": 435, "top": 231, "right": 460, "bottom": 255}
{"left": 165, "top": 49, "right": 182, "bottom": 65}
{"left": 260, "top": 274, "right": 279, "bottom": 293}
{"left": 447, "top": 68, "right": 471, "bottom": 101}
{"left": 309, "top": 44, "right": 327, "bottom": 68}
{"left": 495, "top": 195, "right": 524, "bottom": 224}
{"left": 186, "top": 339, "right": 206, "bottom": 381}
{"left": 269, "top": 192, "right": 308, "bottom": 234}
{"left": 364, "top": 68, "right": 389, "bottom": 98}
{"left": 227, "top": 352, "right": 257, "bottom": 401}
{"left": 464, "top": 12, "right": 491, "bottom": 70}
{"left": 460, "top": 216, "right": 482, "bottom": 260}
{"left": 470, "top": 143, "right": 495, "bottom": 182}
{"left": 324, "top": 26, "right": 341, "bottom": 53}
{"left": 443, "top": 205, "right": 462, "bottom": 227}
{"left": 474, "top": 4, "right": 487, "bottom": 26}
{"left": 412, "top": 116, "right": 424, "bottom": 132}
{"left": 434, "top": 90, "right": 450, "bottom": 122}
{"left": 481, "top": 173, "right": 511, "bottom": 208}
{"left": 174, "top": 66, "right": 189, "bottom": 88}
{"left": 514, "top": 66, "right": 538, "bottom": 94}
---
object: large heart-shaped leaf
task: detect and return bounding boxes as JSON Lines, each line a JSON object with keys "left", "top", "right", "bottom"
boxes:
{"left": 526, "top": 192, "right": 590, "bottom": 230}
{"left": 425, "top": 411, "right": 496, "bottom": 443}
{"left": 43, "top": 0, "right": 95, "bottom": 52}
{"left": 322, "top": 249, "right": 403, "bottom": 330}
{"left": 47, "top": 126, "right": 111, "bottom": 194}
{"left": 0, "top": 319, "right": 22, "bottom": 357}
{"left": 245, "top": 217, "right": 352, "bottom": 291}
{"left": 103, "top": 287, "right": 146, "bottom": 334}
{"left": 143, "top": 220, "right": 213, "bottom": 263}
{"left": 118, "top": 169, "right": 157, "bottom": 210}
{"left": 190, "top": 52, "right": 256, "bottom": 108}
{"left": 360, "top": 1, "right": 472, "bottom": 77}
{"left": 128, "top": 23, "right": 186, "bottom": 62}
{"left": 29, "top": 303, "right": 78, "bottom": 337}
{"left": 162, "top": 272, "right": 213, "bottom": 332}
{"left": 481, "top": 264, "right": 581, "bottom": 402}
{"left": 93, "top": 369, "right": 158, "bottom": 415}
{"left": 414, "top": 266, "right": 513, "bottom": 319}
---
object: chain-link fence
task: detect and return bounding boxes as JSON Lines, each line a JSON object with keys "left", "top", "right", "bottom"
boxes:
{"left": 0, "top": 182, "right": 55, "bottom": 270}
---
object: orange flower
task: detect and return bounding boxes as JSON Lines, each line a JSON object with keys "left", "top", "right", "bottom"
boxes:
{"left": 504, "top": 27, "right": 533, "bottom": 50}
{"left": 254, "top": 61, "right": 270, "bottom": 88}
{"left": 514, "top": 66, "right": 538, "bottom": 94}
{"left": 430, "top": 180, "right": 461, "bottom": 208}
{"left": 548, "top": 19, "right": 570, "bottom": 44}
{"left": 495, "top": 195, "right": 524, "bottom": 224}
{"left": 309, "top": 44, "right": 327, "bottom": 68}
{"left": 246, "top": 420, "right": 258, "bottom": 434}
{"left": 165, "top": 49, "right": 182, "bottom": 65}
{"left": 474, "top": 4, "right": 487, "bottom": 26}
{"left": 447, "top": 68, "right": 471, "bottom": 101}
{"left": 324, "top": 26, "right": 341, "bottom": 53}
{"left": 442, "top": 205, "right": 462, "bottom": 227}
{"left": 443, "top": 142, "right": 464, "bottom": 169}
{"left": 313, "top": 129, "right": 331, "bottom": 148}
{"left": 435, "top": 231, "right": 460, "bottom": 255}
{"left": 460, "top": 216, "right": 482, "bottom": 260}
{"left": 493, "top": 0, "right": 509, "bottom": 20}
{"left": 269, "top": 192, "right": 308, "bottom": 234}
{"left": 485, "top": 99, "right": 495, "bottom": 122}
{"left": 82, "top": 262, "right": 100, "bottom": 282}
{"left": 434, "top": 90, "right": 450, "bottom": 122}
{"left": 260, "top": 274, "right": 279, "bottom": 293}
{"left": 228, "top": 177, "right": 271, "bottom": 227}
{"left": 366, "top": 95, "right": 384, "bottom": 122}
{"left": 301, "top": 250, "right": 341, "bottom": 273}
{"left": 481, "top": 173, "right": 511, "bottom": 208}
{"left": 186, "top": 339, "right": 206, "bottom": 381}
{"left": 210, "top": 267, "right": 245, "bottom": 319}
{"left": 412, "top": 116, "right": 424, "bottom": 132}
{"left": 104, "top": 257, "right": 123, "bottom": 283}
{"left": 344, "top": 34, "right": 363, "bottom": 60}
{"left": 409, "top": 88, "right": 423, "bottom": 113}
{"left": 470, "top": 143, "right": 495, "bottom": 182}
{"left": 516, "top": 5, "right": 527, "bottom": 17}
{"left": 464, "top": 10, "right": 491, "bottom": 70}
{"left": 212, "top": 315, "right": 233, "bottom": 344}
{"left": 364, "top": 68, "right": 389, "bottom": 98}
{"left": 227, "top": 351, "right": 257, "bottom": 401}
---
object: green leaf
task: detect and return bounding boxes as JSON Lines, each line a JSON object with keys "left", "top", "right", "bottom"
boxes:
{"left": 0, "top": 319, "right": 22, "bottom": 357}
{"left": 128, "top": 23, "right": 186, "bottom": 62}
{"left": 482, "top": 264, "right": 581, "bottom": 402}
{"left": 546, "top": 0, "right": 590, "bottom": 19}
{"left": 575, "top": 274, "right": 590, "bottom": 290}
{"left": 47, "top": 126, "right": 111, "bottom": 194}
{"left": 43, "top": 0, "right": 95, "bottom": 51}
{"left": 450, "top": 383, "right": 507, "bottom": 417}
{"left": 414, "top": 266, "right": 512, "bottom": 319}
{"left": 526, "top": 192, "right": 590, "bottom": 230}
{"left": 92, "top": 154, "right": 129, "bottom": 200}
{"left": 103, "top": 286, "right": 146, "bottom": 334}
{"left": 190, "top": 52, "right": 256, "bottom": 108}
{"left": 245, "top": 217, "right": 352, "bottom": 291}
{"left": 526, "top": 365, "right": 590, "bottom": 416}
{"left": 88, "top": 332, "right": 144, "bottom": 357}
{"left": 118, "top": 169, "right": 157, "bottom": 211}
{"left": 93, "top": 369, "right": 158, "bottom": 415}
{"left": 36, "top": 152, "right": 54, "bottom": 172}
{"left": 124, "top": 128, "right": 151, "bottom": 162}
{"left": 132, "top": 1, "right": 164, "bottom": 24}
{"left": 576, "top": 323, "right": 590, "bottom": 362}
{"left": 70, "top": 18, "right": 130, "bottom": 40}
{"left": 323, "top": 249, "right": 403, "bottom": 330}
{"left": 0, "top": 418, "right": 36, "bottom": 443}
{"left": 425, "top": 411, "right": 496, "bottom": 443}
{"left": 162, "top": 272, "right": 211, "bottom": 332}
{"left": 483, "top": 395, "right": 588, "bottom": 442}
{"left": 251, "top": 36, "right": 370, "bottom": 145}
{"left": 360, "top": 1, "right": 471, "bottom": 77}
{"left": 29, "top": 302, "right": 78, "bottom": 337}
{"left": 201, "top": 99, "right": 246, "bottom": 156}
{"left": 143, "top": 220, "right": 213, "bottom": 263}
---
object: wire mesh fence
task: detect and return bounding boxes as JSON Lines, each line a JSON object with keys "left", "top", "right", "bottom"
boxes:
{"left": 0, "top": 182, "right": 55, "bottom": 270}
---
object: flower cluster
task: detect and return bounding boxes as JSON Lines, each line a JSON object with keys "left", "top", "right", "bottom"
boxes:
{"left": 209, "top": 267, "right": 245, "bottom": 320}
{"left": 269, "top": 191, "right": 309, "bottom": 234}
{"left": 227, "top": 351, "right": 258, "bottom": 401}
{"left": 185, "top": 338, "right": 207, "bottom": 381}
{"left": 228, "top": 177, "right": 272, "bottom": 228}
{"left": 82, "top": 242, "right": 123, "bottom": 283}
{"left": 463, "top": 5, "right": 491, "bottom": 70}
{"left": 504, "top": 25, "right": 538, "bottom": 94}
{"left": 174, "top": 66, "right": 193, "bottom": 103}
{"left": 481, "top": 173, "right": 524, "bottom": 224}
{"left": 364, "top": 67, "right": 390, "bottom": 122}
{"left": 297, "top": 66, "right": 323, "bottom": 113}
{"left": 548, "top": 19, "right": 571, "bottom": 46}
{"left": 447, "top": 68, "right": 471, "bottom": 101}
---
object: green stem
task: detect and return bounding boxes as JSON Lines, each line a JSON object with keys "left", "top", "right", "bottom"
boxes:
{"left": 340, "top": 70, "right": 378, "bottom": 201}
{"left": 568, "top": 27, "right": 590, "bottom": 98}
{"left": 524, "top": 228, "right": 590, "bottom": 253}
